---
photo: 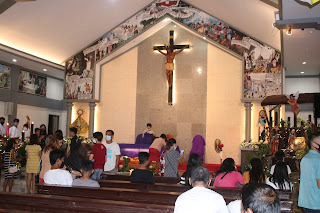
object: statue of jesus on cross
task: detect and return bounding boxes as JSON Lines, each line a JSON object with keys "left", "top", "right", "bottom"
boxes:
{"left": 153, "top": 30, "right": 190, "bottom": 105}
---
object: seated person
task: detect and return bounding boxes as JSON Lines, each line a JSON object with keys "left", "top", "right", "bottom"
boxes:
{"left": 142, "top": 123, "right": 154, "bottom": 138}
{"left": 266, "top": 161, "right": 292, "bottom": 191}
{"left": 72, "top": 160, "right": 100, "bottom": 188}
{"left": 180, "top": 154, "right": 202, "bottom": 188}
{"left": 270, "top": 150, "right": 291, "bottom": 176}
{"left": 130, "top": 152, "right": 154, "bottom": 184}
{"left": 174, "top": 166, "right": 228, "bottom": 213}
{"left": 242, "top": 183, "right": 281, "bottom": 213}
{"left": 213, "top": 158, "right": 244, "bottom": 187}
{"left": 243, "top": 158, "right": 267, "bottom": 184}
{"left": 44, "top": 150, "right": 73, "bottom": 186}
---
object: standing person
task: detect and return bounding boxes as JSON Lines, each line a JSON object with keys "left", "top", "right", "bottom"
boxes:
{"left": 149, "top": 134, "right": 167, "bottom": 174}
{"left": 266, "top": 161, "right": 292, "bottom": 191}
{"left": 3, "top": 139, "right": 19, "bottom": 192}
{"left": 89, "top": 132, "right": 106, "bottom": 180}
{"left": 130, "top": 152, "right": 154, "bottom": 184}
{"left": 22, "top": 116, "right": 31, "bottom": 138}
{"left": 180, "top": 154, "right": 202, "bottom": 187}
{"left": 0, "top": 117, "right": 6, "bottom": 135}
{"left": 298, "top": 133, "right": 320, "bottom": 212}
{"left": 214, "top": 158, "right": 244, "bottom": 188}
{"left": 72, "top": 160, "right": 100, "bottom": 188}
{"left": 243, "top": 158, "right": 266, "bottom": 184}
{"left": 164, "top": 138, "right": 183, "bottom": 177}
{"left": 102, "top": 130, "right": 121, "bottom": 175}
{"left": 44, "top": 150, "right": 73, "bottom": 186}
{"left": 9, "top": 119, "right": 21, "bottom": 139}
{"left": 25, "top": 134, "right": 41, "bottom": 194}
{"left": 39, "top": 135, "right": 63, "bottom": 183}
{"left": 68, "top": 127, "right": 80, "bottom": 155}
{"left": 174, "top": 166, "right": 228, "bottom": 213}
{"left": 242, "top": 183, "right": 281, "bottom": 213}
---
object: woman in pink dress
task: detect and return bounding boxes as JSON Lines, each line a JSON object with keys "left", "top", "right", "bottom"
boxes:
{"left": 214, "top": 158, "right": 244, "bottom": 188}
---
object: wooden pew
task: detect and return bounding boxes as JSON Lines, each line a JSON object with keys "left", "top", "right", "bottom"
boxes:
{"left": 101, "top": 174, "right": 180, "bottom": 184}
{"left": 0, "top": 191, "right": 174, "bottom": 213}
{"left": 97, "top": 180, "right": 293, "bottom": 200}
{"left": 36, "top": 184, "right": 294, "bottom": 212}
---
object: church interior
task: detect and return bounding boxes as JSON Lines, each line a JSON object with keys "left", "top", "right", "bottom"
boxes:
{"left": 0, "top": 0, "right": 319, "bottom": 212}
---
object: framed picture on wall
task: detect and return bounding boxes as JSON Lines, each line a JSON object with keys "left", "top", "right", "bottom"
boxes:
{"left": 0, "top": 64, "right": 11, "bottom": 89}
{"left": 18, "top": 70, "right": 47, "bottom": 96}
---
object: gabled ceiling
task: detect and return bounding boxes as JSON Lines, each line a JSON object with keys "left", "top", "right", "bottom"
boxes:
{"left": 0, "top": 0, "right": 280, "bottom": 65}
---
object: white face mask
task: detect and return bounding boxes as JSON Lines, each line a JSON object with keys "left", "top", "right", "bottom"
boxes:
{"left": 105, "top": 135, "right": 112, "bottom": 141}
{"left": 23, "top": 127, "right": 28, "bottom": 131}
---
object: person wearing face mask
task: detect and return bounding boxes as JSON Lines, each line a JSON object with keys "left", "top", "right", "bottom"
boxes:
{"left": 102, "top": 130, "right": 121, "bottom": 175}
{"left": 164, "top": 138, "right": 184, "bottom": 177}
{"left": 9, "top": 118, "right": 21, "bottom": 139}
{"left": 89, "top": 132, "right": 106, "bottom": 180}
{"left": 298, "top": 133, "right": 320, "bottom": 212}
{"left": 0, "top": 117, "right": 6, "bottom": 135}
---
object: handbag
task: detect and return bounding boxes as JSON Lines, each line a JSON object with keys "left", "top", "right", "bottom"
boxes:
{"left": 8, "top": 150, "right": 18, "bottom": 174}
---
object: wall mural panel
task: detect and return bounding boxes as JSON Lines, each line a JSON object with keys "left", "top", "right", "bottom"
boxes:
{"left": 64, "top": 0, "right": 281, "bottom": 101}
{"left": 0, "top": 64, "right": 10, "bottom": 89}
{"left": 18, "top": 70, "right": 47, "bottom": 97}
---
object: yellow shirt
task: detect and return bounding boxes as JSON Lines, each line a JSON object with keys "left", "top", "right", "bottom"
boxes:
{"left": 243, "top": 171, "right": 267, "bottom": 184}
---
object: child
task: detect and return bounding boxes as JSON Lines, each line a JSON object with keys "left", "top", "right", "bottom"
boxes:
{"left": 130, "top": 152, "right": 155, "bottom": 184}
{"left": 3, "top": 139, "right": 19, "bottom": 192}
{"left": 44, "top": 150, "right": 73, "bottom": 186}
{"left": 142, "top": 123, "right": 154, "bottom": 138}
{"left": 25, "top": 134, "right": 41, "bottom": 194}
{"left": 72, "top": 160, "right": 100, "bottom": 188}
{"left": 89, "top": 132, "right": 106, "bottom": 180}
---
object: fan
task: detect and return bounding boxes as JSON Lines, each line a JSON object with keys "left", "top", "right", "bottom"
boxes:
{"left": 214, "top": 139, "right": 224, "bottom": 164}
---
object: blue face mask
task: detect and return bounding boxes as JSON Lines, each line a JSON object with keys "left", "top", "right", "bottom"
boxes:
{"left": 105, "top": 135, "right": 112, "bottom": 141}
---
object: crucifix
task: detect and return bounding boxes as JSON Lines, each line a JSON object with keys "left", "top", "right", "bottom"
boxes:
{"left": 153, "top": 30, "right": 190, "bottom": 105}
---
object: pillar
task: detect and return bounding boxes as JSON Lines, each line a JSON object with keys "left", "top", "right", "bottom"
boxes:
{"left": 244, "top": 102, "right": 253, "bottom": 142}
{"left": 66, "top": 102, "right": 73, "bottom": 137}
{"left": 88, "top": 102, "right": 96, "bottom": 138}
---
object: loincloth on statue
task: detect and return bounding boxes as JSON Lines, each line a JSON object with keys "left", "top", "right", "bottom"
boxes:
{"left": 165, "top": 63, "right": 174, "bottom": 71}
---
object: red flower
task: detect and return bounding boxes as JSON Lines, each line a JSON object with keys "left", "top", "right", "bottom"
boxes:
{"left": 218, "top": 144, "right": 224, "bottom": 148}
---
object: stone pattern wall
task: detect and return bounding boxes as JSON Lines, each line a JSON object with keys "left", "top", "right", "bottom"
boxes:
{"left": 135, "top": 23, "right": 207, "bottom": 159}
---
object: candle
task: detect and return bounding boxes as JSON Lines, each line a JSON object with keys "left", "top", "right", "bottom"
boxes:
{"left": 6, "top": 123, "right": 9, "bottom": 137}
{"left": 22, "top": 130, "right": 25, "bottom": 142}
{"left": 31, "top": 122, "right": 34, "bottom": 134}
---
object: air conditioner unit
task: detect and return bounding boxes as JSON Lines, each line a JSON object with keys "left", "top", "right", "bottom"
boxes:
{"left": 5, "top": 102, "right": 14, "bottom": 115}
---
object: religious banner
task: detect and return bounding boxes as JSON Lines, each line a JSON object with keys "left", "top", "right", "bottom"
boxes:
{"left": 0, "top": 64, "right": 10, "bottom": 89}
{"left": 65, "top": 0, "right": 281, "bottom": 101}
{"left": 18, "top": 70, "right": 47, "bottom": 96}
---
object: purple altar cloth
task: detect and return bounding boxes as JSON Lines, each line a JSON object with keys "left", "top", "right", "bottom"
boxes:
{"left": 119, "top": 144, "right": 150, "bottom": 158}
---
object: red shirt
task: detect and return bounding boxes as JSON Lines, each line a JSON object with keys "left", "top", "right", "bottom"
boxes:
{"left": 91, "top": 143, "right": 107, "bottom": 169}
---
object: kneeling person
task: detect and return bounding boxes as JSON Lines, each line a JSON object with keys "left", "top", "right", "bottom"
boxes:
{"left": 130, "top": 152, "right": 155, "bottom": 184}
{"left": 44, "top": 150, "right": 73, "bottom": 186}
{"left": 73, "top": 160, "right": 100, "bottom": 188}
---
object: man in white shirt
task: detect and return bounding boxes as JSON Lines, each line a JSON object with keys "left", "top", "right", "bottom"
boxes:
{"left": 0, "top": 117, "right": 6, "bottom": 135}
{"left": 44, "top": 149, "right": 73, "bottom": 186}
{"left": 102, "top": 130, "right": 121, "bottom": 175}
{"left": 174, "top": 166, "right": 228, "bottom": 213}
{"left": 9, "top": 118, "right": 21, "bottom": 139}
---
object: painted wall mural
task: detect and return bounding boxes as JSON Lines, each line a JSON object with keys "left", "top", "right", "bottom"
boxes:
{"left": 18, "top": 70, "right": 47, "bottom": 97}
{"left": 65, "top": 0, "right": 281, "bottom": 101}
{"left": 0, "top": 64, "right": 10, "bottom": 89}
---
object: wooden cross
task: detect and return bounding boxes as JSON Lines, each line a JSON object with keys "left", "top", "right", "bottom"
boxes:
{"left": 153, "top": 30, "right": 190, "bottom": 105}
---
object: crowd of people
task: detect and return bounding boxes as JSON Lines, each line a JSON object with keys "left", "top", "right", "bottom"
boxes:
{"left": 1, "top": 118, "right": 320, "bottom": 212}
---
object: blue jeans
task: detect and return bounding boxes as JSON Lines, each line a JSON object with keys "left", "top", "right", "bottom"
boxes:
{"left": 91, "top": 169, "right": 103, "bottom": 180}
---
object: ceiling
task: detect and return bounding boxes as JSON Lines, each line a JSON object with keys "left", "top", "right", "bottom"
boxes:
{"left": 282, "top": 0, "right": 320, "bottom": 76}
{"left": 0, "top": 0, "right": 280, "bottom": 65}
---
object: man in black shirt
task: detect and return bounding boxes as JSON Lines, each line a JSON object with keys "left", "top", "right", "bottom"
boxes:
{"left": 69, "top": 127, "right": 80, "bottom": 155}
{"left": 130, "top": 152, "right": 155, "bottom": 184}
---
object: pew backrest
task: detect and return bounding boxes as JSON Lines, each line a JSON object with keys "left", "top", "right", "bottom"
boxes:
{"left": 101, "top": 174, "right": 180, "bottom": 184}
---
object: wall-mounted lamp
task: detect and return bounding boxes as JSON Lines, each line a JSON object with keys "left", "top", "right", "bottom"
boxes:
{"left": 286, "top": 27, "right": 292, "bottom": 36}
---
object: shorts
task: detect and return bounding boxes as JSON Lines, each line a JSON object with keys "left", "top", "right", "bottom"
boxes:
{"left": 149, "top": 148, "right": 160, "bottom": 162}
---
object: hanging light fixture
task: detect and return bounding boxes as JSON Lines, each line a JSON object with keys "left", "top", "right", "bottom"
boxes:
{"left": 286, "top": 27, "right": 292, "bottom": 36}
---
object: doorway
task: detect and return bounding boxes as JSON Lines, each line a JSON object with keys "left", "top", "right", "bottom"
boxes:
{"left": 48, "top": 115, "right": 59, "bottom": 134}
